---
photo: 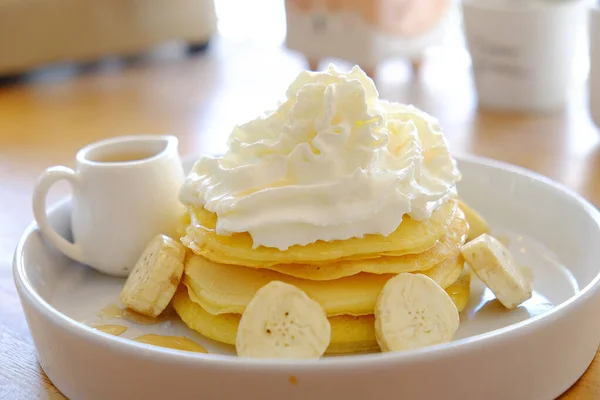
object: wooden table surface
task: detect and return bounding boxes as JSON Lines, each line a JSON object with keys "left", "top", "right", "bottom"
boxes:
{"left": 1, "top": 36, "right": 600, "bottom": 398}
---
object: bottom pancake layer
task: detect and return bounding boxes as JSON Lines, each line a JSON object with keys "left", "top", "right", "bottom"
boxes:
{"left": 173, "top": 273, "right": 471, "bottom": 355}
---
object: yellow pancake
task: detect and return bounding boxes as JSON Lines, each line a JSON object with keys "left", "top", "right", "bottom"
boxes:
{"left": 458, "top": 200, "right": 490, "bottom": 242}
{"left": 182, "top": 199, "right": 458, "bottom": 267}
{"left": 257, "top": 210, "right": 467, "bottom": 280}
{"left": 173, "top": 274, "right": 471, "bottom": 355}
{"left": 182, "top": 253, "right": 464, "bottom": 317}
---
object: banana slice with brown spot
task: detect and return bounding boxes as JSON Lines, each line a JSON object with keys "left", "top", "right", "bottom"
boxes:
{"left": 235, "top": 281, "right": 331, "bottom": 359}
{"left": 120, "top": 234, "right": 186, "bottom": 317}
{"left": 375, "top": 273, "right": 459, "bottom": 352}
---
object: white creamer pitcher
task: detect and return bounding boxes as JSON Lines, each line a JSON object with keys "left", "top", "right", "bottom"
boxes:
{"left": 32, "top": 135, "right": 186, "bottom": 277}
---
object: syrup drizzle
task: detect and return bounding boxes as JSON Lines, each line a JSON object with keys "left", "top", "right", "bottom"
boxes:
{"left": 133, "top": 334, "right": 208, "bottom": 353}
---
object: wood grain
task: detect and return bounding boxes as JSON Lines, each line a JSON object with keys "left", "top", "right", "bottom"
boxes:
{"left": 0, "top": 38, "right": 599, "bottom": 399}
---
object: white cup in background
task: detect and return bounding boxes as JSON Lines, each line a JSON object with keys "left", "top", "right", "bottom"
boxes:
{"left": 462, "top": 0, "right": 588, "bottom": 113}
{"left": 590, "top": 5, "right": 600, "bottom": 128}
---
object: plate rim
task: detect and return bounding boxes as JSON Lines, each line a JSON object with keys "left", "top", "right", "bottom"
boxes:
{"left": 13, "top": 153, "right": 600, "bottom": 370}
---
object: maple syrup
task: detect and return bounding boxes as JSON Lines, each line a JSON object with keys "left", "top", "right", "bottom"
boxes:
{"left": 93, "top": 324, "right": 128, "bottom": 336}
{"left": 133, "top": 334, "right": 208, "bottom": 353}
{"left": 98, "top": 304, "right": 166, "bottom": 325}
{"left": 89, "top": 150, "right": 159, "bottom": 163}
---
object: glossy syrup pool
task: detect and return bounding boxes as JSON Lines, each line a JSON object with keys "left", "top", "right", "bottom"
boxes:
{"left": 48, "top": 225, "right": 578, "bottom": 357}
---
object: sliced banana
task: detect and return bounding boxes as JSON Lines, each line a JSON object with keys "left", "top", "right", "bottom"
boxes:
{"left": 458, "top": 200, "right": 490, "bottom": 242}
{"left": 236, "top": 281, "right": 331, "bottom": 359}
{"left": 374, "top": 273, "right": 459, "bottom": 352}
{"left": 120, "top": 234, "right": 186, "bottom": 317}
{"left": 461, "top": 233, "right": 532, "bottom": 309}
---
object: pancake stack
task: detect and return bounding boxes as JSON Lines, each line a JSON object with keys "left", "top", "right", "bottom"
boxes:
{"left": 172, "top": 197, "right": 473, "bottom": 354}
{"left": 118, "top": 66, "right": 532, "bottom": 358}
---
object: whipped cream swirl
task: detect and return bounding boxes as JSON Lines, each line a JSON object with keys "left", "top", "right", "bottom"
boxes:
{"left": 180, "top": 65, "right": 461, "bottom": 250}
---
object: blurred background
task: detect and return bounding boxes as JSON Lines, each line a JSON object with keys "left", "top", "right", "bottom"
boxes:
{"left": 0, "top": 0, "right": 599, "bottom": 208}
{"left": 0, "top": 0, "right": 595, "bottom": 152}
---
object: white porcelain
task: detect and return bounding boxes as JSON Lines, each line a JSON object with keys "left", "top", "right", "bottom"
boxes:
{"left": 590, "top": 6, "right": 600, "bottom": 128}
{"left": 15, "top": 155, "right": 600, "bottom": 400}
{"left": 462, "top": 0, "right": 588, "bottom": 113}
{"left": 32, "top": 135, "right": 185, "bottom": 277}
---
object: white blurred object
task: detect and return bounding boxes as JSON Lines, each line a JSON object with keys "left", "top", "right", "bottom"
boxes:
{"left": 589, "top": 5, "right": 600, "bottom": 128}
{"left": 214, "top": 0, "right": 287, "bottom": 45}
{"left": 462, "top": 0, "right": 589, "bottom": 113}
{"left": 284, "top": 0, "right": 458, "bottom": 75}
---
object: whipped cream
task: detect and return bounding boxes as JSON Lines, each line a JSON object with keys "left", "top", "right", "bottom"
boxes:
{"left": 180, "top": 65, "right": 461, "bottom": 250}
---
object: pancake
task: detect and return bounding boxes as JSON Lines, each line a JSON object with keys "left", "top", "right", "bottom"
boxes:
{"left": 253, "top": 209, "right": 468, "bottom": 280}
{"left": 182, "top": 199, "right": 458, "bottom": 267}
{"left": 172, "top": 273, "right": 471, "bottom": 355}
{"left": 182, "top": 253, "right": 464, "bottom": 317}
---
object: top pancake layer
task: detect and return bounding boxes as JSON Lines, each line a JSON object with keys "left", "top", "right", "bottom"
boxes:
{"left": 182, "top": 198, "right": 458, "bottom": 267}
{"left": 255, "top": 208, "right": 467, "bottom": 280}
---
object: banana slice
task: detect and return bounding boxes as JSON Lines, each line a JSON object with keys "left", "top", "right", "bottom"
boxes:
{"left": 375, "top": 273, "right": 459, "bottom": 352}
{"left": 459, "top": 200, "right": 490, "bottom": 242}
{"left": 461, "top": 233, "right": 532, "bottom": 309}
{"left": 236, "top": 281, "right": 331, "bottom": 359}
{"left": 120, "top": 234, "right": 186, "bottom": 317}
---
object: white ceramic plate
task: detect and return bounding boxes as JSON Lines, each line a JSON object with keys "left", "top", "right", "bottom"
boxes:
{"left": 14, "top": 155, "right": 600, "bottom": 400}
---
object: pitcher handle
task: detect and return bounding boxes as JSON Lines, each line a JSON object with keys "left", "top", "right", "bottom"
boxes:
{"left": 32, "top": 166, "right": 85, "bottom": 264}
